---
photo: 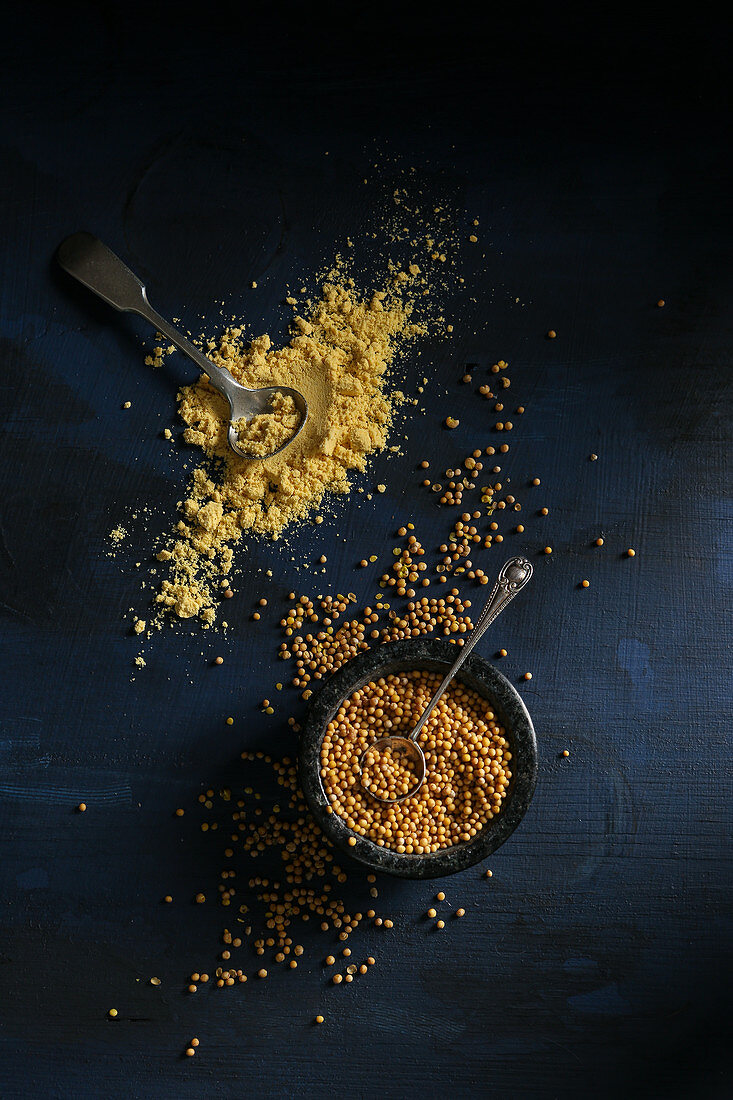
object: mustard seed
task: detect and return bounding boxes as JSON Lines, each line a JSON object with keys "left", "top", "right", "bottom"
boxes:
{"left": 436, "top": 892, "right": 445, "bottom": 901}
{"left": 547, "top": 330, "right": 556, "bottom": 339}
{"left": 195, "top": 893, "right": 205, "bottom": 904}
{"left": 191, "top": 1038, "right": 199, "bottom": 1047}
{"left": 315, "top": 1015, "right": 324, "bottom": 1024}
{"left": 562, "top": 750, "right": 570, "bottom": 757}
{"left": 498, "top": 648, "right": 507, "bottom": 658}
{"left": 435, "top": 920, "right": 445, "bottom": 930}
{"left": 523, "top": 672, "right": 532, "bottom": 681}
{"left": 627, "top": 548, "right": 636, "bottom": 557}
{"left": 214, "top": 656, "right": 224, "bottom": 665}
{"left": 325, "top": 955, "right": 335, "bottom": 966}
{"left": 258, "top": 969, "right": 268, "bottom": 978}
{"left": 108, "top": 1009, "right": 118, "bottom": 1018}
{"left": 164, "top": 895, "right": 172, "bottom": 903}
{"left": 657, "top": 299, "right": 665, "bottom": 307}
{"left": 544, "top": 546, "right": 552, "bottom": 554}
{"left": 185, "top": 1048, "right": 195, "bottom": 1057}
{"left": 581, "top": 580, "right": 590, "bottom": 588}
{"left": 77, "top": 803, "right": 86, "bottom": 813}
{"left": 485, "top": 869, "right": 493, "bottom": 878}
{"left": 332, "top": 974, "right": 342, "bottom": 984}
{"left": 427, "top": 908, "right": 437, "bottom": 918}
{"left": 455, "top": 908, "right": 465, "bottom": 917}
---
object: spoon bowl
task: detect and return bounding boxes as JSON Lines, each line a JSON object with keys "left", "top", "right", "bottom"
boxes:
{"left": 358, "top": 734, "right": 426, "bottom": 803}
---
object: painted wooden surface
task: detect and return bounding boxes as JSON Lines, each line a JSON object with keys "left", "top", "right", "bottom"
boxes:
{"left": 1, "top": 8, "right": 730, "bottom": 1098}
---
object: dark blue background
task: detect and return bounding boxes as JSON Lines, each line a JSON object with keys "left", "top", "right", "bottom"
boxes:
{"left": 1, "top": 6, "right": 730, "bottom": 1098}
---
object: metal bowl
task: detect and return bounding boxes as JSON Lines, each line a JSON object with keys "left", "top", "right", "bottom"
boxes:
{"left": 299, "top": 637, "right": 538, "bottom": 879}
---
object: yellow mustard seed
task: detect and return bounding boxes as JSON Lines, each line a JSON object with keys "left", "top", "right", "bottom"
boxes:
{"left": 627, "top": 548, "right": 636, "bottom": 557}
{"left": 108, "top": 1009, "right": 118, "bottom": 1018}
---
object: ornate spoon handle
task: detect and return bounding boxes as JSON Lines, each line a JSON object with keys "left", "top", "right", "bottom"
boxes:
{"left": 408, "top": 556, "right": 533, "bottom": 744}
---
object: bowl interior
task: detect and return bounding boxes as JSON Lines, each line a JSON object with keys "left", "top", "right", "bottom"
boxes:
{"left": 299, "top": 638, "right": 537, "bottom": 879}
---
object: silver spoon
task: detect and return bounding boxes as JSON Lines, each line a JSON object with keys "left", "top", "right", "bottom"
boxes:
{"left": 359, "top": 556, "right": 533, "bottom": 803}
{"left": 57, "top": 232, "right": 308, "bottom": 460}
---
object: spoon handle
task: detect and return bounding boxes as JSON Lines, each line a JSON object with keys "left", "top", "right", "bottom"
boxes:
{"left": 57, "top": 232, "right": 239, "bottom": 404}
{"left": 409, "top": 556, "right": 533, "bottom": 743}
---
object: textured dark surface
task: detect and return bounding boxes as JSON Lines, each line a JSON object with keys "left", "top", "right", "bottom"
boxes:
{"left": 1, "top": 6, "right": 731, "bottom": 1099}
{"left": 299, "top": 638, "right": 538, "bottom": 878}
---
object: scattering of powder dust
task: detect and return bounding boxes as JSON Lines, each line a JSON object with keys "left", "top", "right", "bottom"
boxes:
{"left": 154, "top": 271, "right": 427, "bottom": 624}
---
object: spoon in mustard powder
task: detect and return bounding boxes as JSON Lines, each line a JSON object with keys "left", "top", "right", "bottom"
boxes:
{"left": 57, "top": 232, "right": 308, "bottom": 460}
{"left": 359, "top": 556, "right": 533, "bottom": 803}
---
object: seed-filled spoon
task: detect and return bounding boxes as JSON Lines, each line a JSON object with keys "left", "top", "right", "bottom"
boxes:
{"left": 359, "top": 556, "right": 533, "bottom": 803}
{"left": 57, "top": 232, "right": 308, "bottom": 460}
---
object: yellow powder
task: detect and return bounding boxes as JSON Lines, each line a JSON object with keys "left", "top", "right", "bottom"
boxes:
{"left": 232, "top": 392, "right": 301, "bottom": 457}
{"left": 155, "top": 276, "right": 423, "bottom": 624}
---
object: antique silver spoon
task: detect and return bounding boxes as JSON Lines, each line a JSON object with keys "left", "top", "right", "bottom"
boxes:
{"left": 57, "top": 232, "right": 308, "bottom": 459}
{"left": 359, "top": 556, "right": 533, "bottom": 803}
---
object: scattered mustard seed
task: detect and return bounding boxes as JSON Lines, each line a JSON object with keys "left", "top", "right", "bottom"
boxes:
{"left": 581, "top": 580, "right": 590, "bottom": 588}
{"left": 544, "top": 546, "right": 552, "bottom": 554}
{"left": 435, "top": 920, "right": 445, "bottom": 930}
{"left": 595, "top": 538, "right": 604, "bottom": 547}
{"left": 258, "top": 969, "right": 268, "bottom": 978}
{"left": 445, "top": 416, "right": 459, "bottom": 429}
{"left": 185, "top": 1048, "right": 195, "bottom": 1057}
{"left": 427, "top": 908, "right": 437, "bottom": 918}
{"left": 498, "top": 648, "right": 507, "bottom": 657}
{"left": 108, "top": 1009, "right": 118, "bottom": 1019}
{"left": 214, "top": 656, "right": 224, "bottom": 665}
{"left": 455, "top": 908, "right": 465, "bottom": 917}
{"left": 657, "top": 299, "right": 665, "bottom": 307}
{"left": 77, "top": 802, "right": 86, "bottom": 813}
{"left": 523, "top": 672, "right": 533, "bottom": 681}
{"left": 562, "top": 750, "right": 570, "bottom": 757}
{"left": 627, "top": 548, "right": 636, "bottom": 557}
{"left": 547, "top": 330, "right": 556, "bottom": 339}
{"left": 315, "top": 1015, "right": 324, "bottom": 1024}
{"left": 436, "top": 892, "right": 445, "bottom": 901}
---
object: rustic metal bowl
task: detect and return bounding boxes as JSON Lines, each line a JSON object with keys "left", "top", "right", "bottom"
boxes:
{"left": 299, "top": 637, "right": 538, "bottom": 879}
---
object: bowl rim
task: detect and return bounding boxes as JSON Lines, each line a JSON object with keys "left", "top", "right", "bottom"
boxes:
{"left": 298, "top": 637, "right": 538, "bottom": 879}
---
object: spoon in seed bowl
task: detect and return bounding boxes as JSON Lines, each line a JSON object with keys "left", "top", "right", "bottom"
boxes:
{"left": 57, "top": 232, "right": 308, "bottom": 460}
{"left": 358, "top": 556, "right": 533, "bottom": 803}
